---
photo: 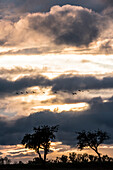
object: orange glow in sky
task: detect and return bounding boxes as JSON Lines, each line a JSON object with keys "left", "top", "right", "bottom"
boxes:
{"left": 33, "top": 102, "right": 89, "bottom": 113}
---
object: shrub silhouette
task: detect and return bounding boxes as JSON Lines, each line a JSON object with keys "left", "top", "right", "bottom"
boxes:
{"left": 69, "top": 152, "right": 77, "bottom": 163}
{"left": 60, "top": 155, "right": 68, "bottom": 163}
{"left": 0, "top": 157, "right": 11, "bottom": 165}
{"left": 22, "top": 125, "right": 58, "bottom": 163}
{"left": 56, "top": 153, "right": 113, "bottom": 164}
{"left": 76, "top": 129, "right": 110, "bottom": 161}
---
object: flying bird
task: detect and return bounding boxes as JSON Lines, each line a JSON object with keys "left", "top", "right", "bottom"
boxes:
{"left": 72, "top": 92, "right": 77, "bottom": 95}
{"left": 78, "top": 90, "right": 84, "bottom": 92}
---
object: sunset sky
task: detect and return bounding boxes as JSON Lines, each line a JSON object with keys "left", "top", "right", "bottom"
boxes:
{"left": 0, "top": 0, "right": 113, "bottom": 163}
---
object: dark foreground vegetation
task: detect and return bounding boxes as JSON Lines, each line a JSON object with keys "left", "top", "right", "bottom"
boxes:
{"left": 0, "top": 126, "right": 113, "bottom": 169}
{"left": 1, "top": 153, "right": 113, "bottom": 170}
{"left": 0, "top": 161, "right": 113, "bottom": 170}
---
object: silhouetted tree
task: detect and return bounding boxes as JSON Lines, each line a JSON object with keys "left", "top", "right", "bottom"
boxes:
{"left": 0, "top": 157, "right": 4, "bottom": 165}
{"left": 22, "top": 125, "right": 58, "bottom": 163}
{"left": 0, "top": 157, "right": 11, "bottom": 165}
{"left": 54, "top": 157, "right": 60, "bottom": 163}
{"left": 4, "top": 157, "right": 11, "bottom": 164}
{"left": 18, "top": 161, "right": 24, "bottom": 164}
{"left": 81, "top": 153, "right": 89, "bottom": 162}
{"left": 60, "top": 155, "right": 68, "bottom": 163}
{"left": 76, "top": 129, "right": 110, "bottom": 161}
{"left": 69, "top": 152, "right": 77, "bottom": 163}
{"left": 76, "top": 154, "right": 82, "bottom": 162}
{"left": 89, "top": 155, "right": 95, "bottom": 162}
{"left": 102, "top": 155, "right": 110, "bottom": 162}
{"left": 27, "top": 160, "right": 33, "bottom": 165}
{"left": 33, "top": 157, "right": 42, "bottom": 164}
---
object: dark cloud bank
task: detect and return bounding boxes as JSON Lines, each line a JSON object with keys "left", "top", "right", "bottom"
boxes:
{"left": 103, "top": 0, "right": 113, "bottom": 6}
{"left": 51, "top": 75, "right": 113, "bottom": 91}
{"left": 0, "top": 96, "right": 113, "bottom": 146}
{"left": 0, "top": 75, "right": 51, "bottom": 96}
{"left": 1, "top": 74, "right": 113, "bottom": 96}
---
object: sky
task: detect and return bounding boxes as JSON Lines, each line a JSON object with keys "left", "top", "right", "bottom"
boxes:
{"left": 0, "top": 0, "right": 113, "bottom": 163}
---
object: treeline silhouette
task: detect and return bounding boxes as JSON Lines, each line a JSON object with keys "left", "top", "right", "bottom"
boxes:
{"left": 1, "top": 154, "right": 113, "bottom": 170}
{"left": 1, "top": 153, "right": 113, "bottom": 165}
{"left": 26, "top": 153, "right": 113, "bottom": 165}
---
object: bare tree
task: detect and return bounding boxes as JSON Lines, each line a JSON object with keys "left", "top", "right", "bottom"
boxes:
{"left": 76, "top": 129, "right": 110, "bottom": 161}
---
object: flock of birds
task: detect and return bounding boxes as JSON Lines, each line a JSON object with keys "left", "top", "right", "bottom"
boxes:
{"left": 15, "top": 89, "right": 88, "bottom": 95}
{"left": 16, "top": 91, "right": 37, "bottom": 95}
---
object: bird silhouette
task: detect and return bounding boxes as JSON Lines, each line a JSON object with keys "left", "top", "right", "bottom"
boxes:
{"left": 78, "top": 90, "right": 84, "bottom": 92}
{"left": 72, "top": 92, "right": 77, "bottom": 95}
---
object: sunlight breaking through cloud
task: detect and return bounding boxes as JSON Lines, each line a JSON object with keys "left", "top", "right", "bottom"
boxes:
{"left": 33, "top": 102, "right": 89, "bottom": 113}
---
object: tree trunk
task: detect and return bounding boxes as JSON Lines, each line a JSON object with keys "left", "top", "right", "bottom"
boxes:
{"left": 97, "top": 152, "right": 101, "bottom": 162}
{"left": 37, "top": 149, "right": 43, "bottom": 161}
{"left": 95, "top": 149, "right": 101, "bottom": 162}
{"left": 44, "top": 147, "right": 47, "bottom": 163}
{"left": 91, "top": 146, "right": 101, "bottom": 162}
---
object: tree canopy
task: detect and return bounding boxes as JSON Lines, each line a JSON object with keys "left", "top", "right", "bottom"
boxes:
{"left": 22, "top": 125, "right": 58, "bottom": 163}
{"left": 76, "top": 129, "right": 110, "bottom": 161}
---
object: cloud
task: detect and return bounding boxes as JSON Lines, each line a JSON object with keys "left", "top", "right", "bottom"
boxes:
{"left": 0, "top": 67, "right": 39, "bottom": 76}
{"left": 0, "top": 4, "right": 106, "bottom": 54}
{"left": 108, "top": 96, "right": 113, "bottom": 101}
{"left": 52, "top": 75, "right": 113, "bottom": 91}
{"left": 1, "top": 74, "right": 113, "bottom": 97}
{"left": 0, "top": 66, "right": 49, "bottom": 81}
{"left": 26, "top": 5, "right": 102, "bottom": 47}
{"left": 0, "top": 48, "right": 41, "bottom": 55}
{"left": 0, "top": 75, "right": 51, "bottom": 97}
{"left": 0, "top": 4, "right": 113, "bottom": 55}
{"left": 102, "top": 0, "right": 113, "bottom": 6}
{"left": 98, "top": 41, "right": 113, "bottom": 54}
{"left": 0, "top": 97, "right": 113, "bottom": 146}
{"left": 0, "top": 152, "right": 3, "bottom": 155}
{"left": 7, "top": 152, "right": 36, "bottom": 159}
